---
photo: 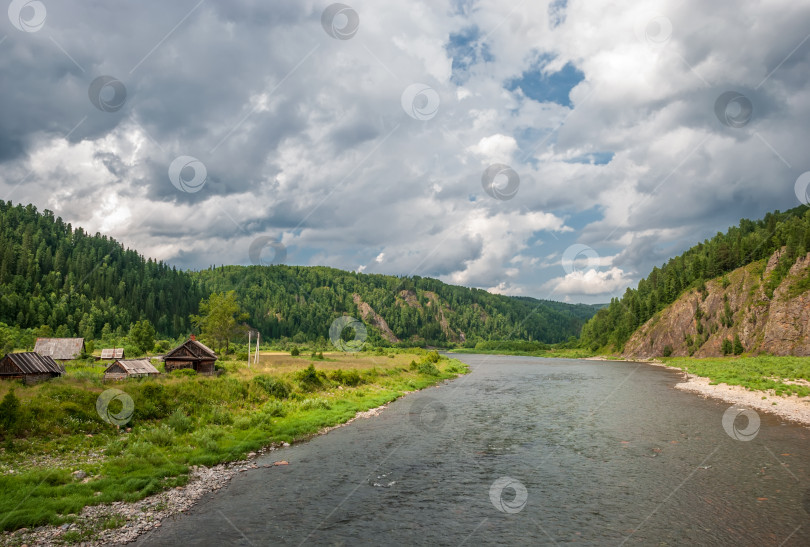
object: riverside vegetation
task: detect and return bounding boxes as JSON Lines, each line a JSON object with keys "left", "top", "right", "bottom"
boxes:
{"left": 0, "top": 349, "right": 467, "bottom": 536}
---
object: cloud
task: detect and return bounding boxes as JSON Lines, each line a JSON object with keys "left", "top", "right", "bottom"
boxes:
{"left": 546, "top": 267, "right": 634, "bottom": 296}
{"left": 0, "top": 0, "right": 808, "bottom": 304}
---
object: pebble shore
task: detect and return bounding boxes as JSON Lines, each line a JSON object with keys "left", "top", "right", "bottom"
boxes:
{"left": 1, "top": 404, "right": 392, "bottom": 546}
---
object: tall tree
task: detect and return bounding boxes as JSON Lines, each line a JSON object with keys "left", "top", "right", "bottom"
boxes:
{"left": 191, "top": 291, "right": 248, "bottom": 353}
{"left": 129, "top": 319, "right": 156, "bottom": 355}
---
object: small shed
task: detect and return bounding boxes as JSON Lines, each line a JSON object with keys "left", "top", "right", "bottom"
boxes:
{"left": 103, "top": 358, "right": 160, "bottom": 380}
{"left": 34, "top": 338, "right": 85, "bottom": 361}
{"left": 0, "top": 352, "right": 64, "bottom": 384}
{"left": 163, "top": 337, "right": 217, "bottom": 374}
{"left": 99, "top": 348, "right": 125, "bottom": 360}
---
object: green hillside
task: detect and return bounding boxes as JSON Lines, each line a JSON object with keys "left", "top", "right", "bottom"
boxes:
{"left": 0, "top": 201, "right": 599, "bottom": 347}
{"left": 580, "top": 205, "right": 810, "bottom": 351}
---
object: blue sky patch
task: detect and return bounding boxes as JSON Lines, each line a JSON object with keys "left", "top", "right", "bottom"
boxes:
{"left": 446, "top": 26, "right": 494, "bottom": 84}
{"left": 564, "top": 152, "right": 615, "bottom": 165}
{"left": 507, "top": 56, "right": 584, "bottom": 108}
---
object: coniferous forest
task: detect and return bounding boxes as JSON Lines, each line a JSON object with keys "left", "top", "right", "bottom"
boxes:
{"left": 579, "top": 205, "right": 810, "bottom": 351}
{"left": 0, "top": 201, "right": 599, "bottom": 347}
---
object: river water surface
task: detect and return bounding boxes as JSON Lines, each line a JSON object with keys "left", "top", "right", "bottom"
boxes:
{"left": 139, "top": 355, "right": 810, "bottom": 545}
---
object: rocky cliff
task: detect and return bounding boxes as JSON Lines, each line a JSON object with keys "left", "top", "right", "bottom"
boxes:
{"left": 623, "top": 249, "right": 810, "bottom": 358}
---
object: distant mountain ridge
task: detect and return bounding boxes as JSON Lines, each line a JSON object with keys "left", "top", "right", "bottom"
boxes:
{"left": 0, "top": 201, "right": 599, "bottom": 345}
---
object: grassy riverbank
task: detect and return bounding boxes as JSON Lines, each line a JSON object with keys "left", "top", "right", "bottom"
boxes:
{"left": 0, "top": 350, "right": 467, "bottom": 536}
{"left": 448, "top": 347, "right": 596, "bottom": 359}
{"left": 661, "top": 355, "right": 810, "bottom": 397}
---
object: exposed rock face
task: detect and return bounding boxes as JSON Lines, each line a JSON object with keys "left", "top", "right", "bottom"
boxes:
{"left": 352, "top": 294, "right": 399, "bottom": 343}
{"left": 624, "top": 250, "right": 810, "bottom": 358}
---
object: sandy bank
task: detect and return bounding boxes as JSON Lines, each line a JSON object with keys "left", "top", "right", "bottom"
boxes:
{"left": 643, "top": 361, "right": 810, "bottom": 427}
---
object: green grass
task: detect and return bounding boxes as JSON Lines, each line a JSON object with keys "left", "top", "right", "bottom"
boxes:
{"left": 664, "top": 355, "right": 810, "bottom": 397}
{"left": 0, "top": 351, "right": 468, "bottom": 534}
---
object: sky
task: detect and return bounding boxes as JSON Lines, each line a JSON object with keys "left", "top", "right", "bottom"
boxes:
{"left": 1, "top": 0, "right": 809, "bottom": 304}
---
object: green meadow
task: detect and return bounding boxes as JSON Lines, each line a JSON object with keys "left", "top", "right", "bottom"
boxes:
{"left": 0, "top": 350, "right": 467, "bottom": 534}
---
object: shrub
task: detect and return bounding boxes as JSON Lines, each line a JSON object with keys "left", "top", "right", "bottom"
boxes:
{"left": 167, "top": 410, "right": 194, "bottom": 433}
{"left": 425, "top": 350, "right": 440, "bottom": 363}
{"left": 0, "top": 390, "right": 21, "bottom": 437}
{"left": 330, "top": 369, "right": 362, "bottom": 386}
{"left": 291, "top": 346, "right": 300, "bottom": 356}
{"left": 722, "top": 339, "right": 733, "bottom": 356}
{"left": 417, "top": 361, "right": 440, "bottom": 376}
{"left": 141, "top": 424, "right": 175, "bottom": 447}
{"left": 295, "top": 364, "right": 323, "bottom": 391}
{"left": 252, "top": 375, "right": 291, "bottom": 399}
{"left": 300, "top": 398, "right": 331, "bottom": 411}
{"left": 409, "top": 360, "right": 418, "bottom": 371}
{"left": 170, "top": 368, "right": 197, "bottom": 377}
{"left": 207, "top": 406, "right": 233, "bottom": 425}
{"left": 662, "top": 345, "right": 673, "bottom": 358}
{"left": 262, "top": 399, "right": 286, "bottom": 417}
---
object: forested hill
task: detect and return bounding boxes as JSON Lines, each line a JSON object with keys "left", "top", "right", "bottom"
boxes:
{"left": 0, "top": 201, "right": 599, "bottom": 345}
{"left": 191, "top": 266, "right": 600, "bottom": 345}
{"left": 580, "top": 205, "right": 810, "bottom": 352}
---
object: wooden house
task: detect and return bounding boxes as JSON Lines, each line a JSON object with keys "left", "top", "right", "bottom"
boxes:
{"left": 0, "top": 352, "right": 64, "bottom": 384}
{"left": 103, "top": 358, "right": 160, "bottom": 380}
{"left": 99, "top": 348, "right": 125, "bottom": 360}
{"left": 163, "top": 337, "right": 217, "bottom": 374}
{"left": 34, "top": 338, "right": 85, "bottom": 361}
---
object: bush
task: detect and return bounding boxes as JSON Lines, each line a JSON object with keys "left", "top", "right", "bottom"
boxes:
{"left": 262, "top": 399, "right": 286, "bottom": 417}
{"left": 0, "top": 390, "right": 21, "bottom": 437}
{"left": 141, "top": 425, "right": 175, "bottom": 447}
{"left": 330, "top": 369, "right": 362, "bottom": 387}
{"left": 409, "top": 360, "right": 418, "bottom": 371}
{"left": 300, "top": 398, "right": 331, "bottom": 410}
{"left": 662, "top": 345, "right": 673, "bottom": 357}
{"left": 722, "top": 339, "right": 733, "bottom": 356}
{"left": 170, "top": 368, "right": 197, "bottom": 377}
{"left": 295, "top": 364, "right": 323, "bottom": 391}
{"left": 417, "top": 361, "right": 440, "bottom": 376}
{"left": 207, "top": 406, "right": 233, "bottom": 425}
{"left": 425, "top": 350, "right": 440, "bottom": 363}
{"left": 252, "top": 375, "right": 291, "bottom": 399}
{"left": 291, "top": 346, "right": 300, "bottom": 356}
{"left": 167, "top": 410, "right": 194, "bottom": 433}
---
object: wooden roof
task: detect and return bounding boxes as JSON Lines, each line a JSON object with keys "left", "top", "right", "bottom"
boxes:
{"left": 164, "top": 339, "right": 217, "bottom": 360}
{"left": 34, "top": 338, "right": 84, "bottom": 360}
{"left": 2, "top": 352, "right": 64, "bottom": 375}
{"left": 100, "top": 348, "right": 125, "bottom": 359}
{"left": 106, "top": 358, "right": 159, "bottom": 375}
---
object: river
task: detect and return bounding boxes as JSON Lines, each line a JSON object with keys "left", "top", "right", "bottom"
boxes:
{"left": 138, "top": 355, "right": 810, "bottom": 545}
